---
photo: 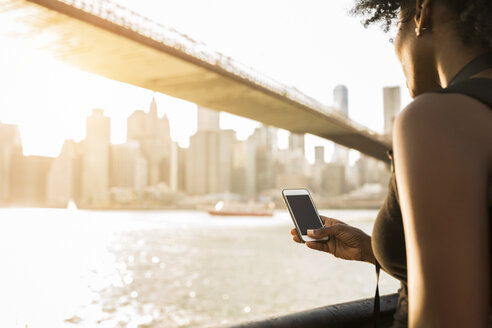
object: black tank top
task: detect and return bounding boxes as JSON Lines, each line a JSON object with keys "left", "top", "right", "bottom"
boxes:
{"left": 372, "top": 53, "right": 492, "bottom": 327}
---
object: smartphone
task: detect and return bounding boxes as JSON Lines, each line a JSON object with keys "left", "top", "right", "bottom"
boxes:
{"left": 282, "top": 188, "right": 328, "bottom": 243}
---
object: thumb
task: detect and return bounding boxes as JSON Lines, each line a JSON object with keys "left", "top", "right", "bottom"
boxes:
{"left": 307, "top": 225, "right": 341, "bottom": 239}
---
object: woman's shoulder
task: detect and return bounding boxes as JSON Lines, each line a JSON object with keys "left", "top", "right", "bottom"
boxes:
{"left": 394, "top": 88, "right": 492, "bottom": 169}
{"left": 395, "top": 89, "right": 492, "bottom": 143}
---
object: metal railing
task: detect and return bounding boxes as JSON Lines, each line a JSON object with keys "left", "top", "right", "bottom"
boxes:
{"left": 220, "top": 293, "right": 399, "bottom": 328}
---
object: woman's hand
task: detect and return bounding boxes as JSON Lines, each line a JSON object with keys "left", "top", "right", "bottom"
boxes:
{"left": 290, "top": 215, "right": 375, "bottom": 264}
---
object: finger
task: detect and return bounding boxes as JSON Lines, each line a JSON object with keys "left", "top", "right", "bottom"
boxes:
{"left": 320, "top": 215, "right": 345, "bottom": 227}
{"left": 292, "top": 236, "right": 302, "bottom": 243}
{"left": 290, "top": 228, "right": 298, "bottom": 236}
{"left": 307, "top": 225, "right": 342, "bottom": 239}
{"left": 306, "top": 241, "right": 330, "bottom": 253}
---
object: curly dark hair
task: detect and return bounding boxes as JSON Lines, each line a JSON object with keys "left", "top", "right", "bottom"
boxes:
{"left": 350, "top": 0, "right": 492, "bottom": 50}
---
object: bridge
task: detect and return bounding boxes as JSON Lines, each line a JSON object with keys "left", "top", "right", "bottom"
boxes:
{"left": 0, "top": 0, "right": 391, "bottom": 162}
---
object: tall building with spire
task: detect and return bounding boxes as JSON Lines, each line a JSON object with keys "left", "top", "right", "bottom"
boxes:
{"left": 127, "top": 97, "right": 173, "bottom": 187}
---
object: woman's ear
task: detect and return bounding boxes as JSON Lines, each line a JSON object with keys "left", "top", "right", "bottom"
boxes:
{"left": 414, "top": 0, "right": 432, "bottom": 36}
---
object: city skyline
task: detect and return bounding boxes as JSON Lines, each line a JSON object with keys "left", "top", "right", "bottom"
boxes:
{"left": 0, "top": 0, "right": 410, "bottom": 163}
{"left": 0, "top": 85, "right": 398, "bottom": 166}
{"left": 0, "top": 95, "right": 392, "bottom": 209}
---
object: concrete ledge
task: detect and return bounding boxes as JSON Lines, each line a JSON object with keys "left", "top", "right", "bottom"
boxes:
{"left": 220, "top": 293, "right": 399, "bottom": 328}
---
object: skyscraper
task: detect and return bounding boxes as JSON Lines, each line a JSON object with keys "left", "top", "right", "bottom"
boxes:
{"left": 187, "top": 130, "right": 218, "bottom": 195}
{"left": 197, "top": 106, "right": 220, "bottom": 132}
{"left": 186, "top": 107, "right": 236, "bottom": 196}
{"left": 10, "top": 153, "right": 53, "bottom": 206}
{"left": 46, "top": 139, "right": 76, "bottom": 207}
{"left": 289, "top": 132, "right": 305, "bottom": 154}
{"left": 127, "top": 97, "right": 172, "bottom": 186}
{"left": 110, "top": 141, "right": 148, "bottom": 194}
{"left": 177, "top": 145, "right": 187, "bottom": 192}
{"left": 217, "top": 129, "right": 235, "bottom": 193}
{"left": 332, "top": 85, "right": 350, "bottom": 165}
{"left": 333, "top": 84, "right": 349, "bottom": 117}
{"left": 322, "top": 162, "right": 346, "bottom": 196}
{"left": 231, "top": 138, "right": 257, "bottom": 198}
{"left": 251, "top": 125, "right": 277, "bottom": 194}
{"left": 0, "top": 122, "right": 21, "bottom": 203}
{"left": 82, "top": 109, "right": 110, "bottom": 206}
{"left": 275, "top": 131, "right": 309, "bottom": 191}
{"left": 314, "top": 146, "right": 324, "bottom": 165}
{"left": 383, "top": 86, "right": 401, "bottom": 135}
{"left": 310, "top": 146, "right": 325, "bottom": 194}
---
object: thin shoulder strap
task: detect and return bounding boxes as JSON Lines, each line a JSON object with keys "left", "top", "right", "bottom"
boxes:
{"left": 373, "top": 261, "right": 381, "bottom": 328}
{"left": 433, "top": 78, "right": 492, "bottom": 109}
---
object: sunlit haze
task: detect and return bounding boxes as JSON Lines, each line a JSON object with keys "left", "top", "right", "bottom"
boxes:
{"left": 0, "top": 0, "right": 411, "bottom": 163}
{"left": 0, "top": 2, "right": 409, "bottom": 326}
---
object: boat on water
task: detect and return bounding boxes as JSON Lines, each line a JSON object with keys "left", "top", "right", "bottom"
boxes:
{"left": 67, "top": 200, "right": 78, "bottom": 210}
{"left": 206, "top": 201, "right": 275, "bottom": 217}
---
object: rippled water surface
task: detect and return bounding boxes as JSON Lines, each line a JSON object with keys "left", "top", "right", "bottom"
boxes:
{"left": 0, "top": 208, "right": 400, "bottom": 328}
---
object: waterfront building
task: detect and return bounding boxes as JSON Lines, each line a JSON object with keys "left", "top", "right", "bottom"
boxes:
{"left": 127, "top": 97, "right": 172, "bottom": 187}
{"left": 186, "top": 107, "right": 235, "bottom": 196}
{"left": 186, "top": 130, "right": 236, "bottom": 195}
{"left": 187, "top": 130, "right": 213, "bottom": 195}
{"left": 231, "top": 141, "right": 247, "bottom": 196}
{"left": 169, "top": 141, "right": 179, "bottom": 192}
{"left": 383, "top": 86, "right": 401, "bottom": 135}
{"left": 71, "top": 141, "right": 85, "bottom": 205}
{"left": 82, "top": 109, "right": 110, "bottom": 206}
{"left": 276, "top": 173, "right": 309, "bottom": 190}
{"left": 217, "top": 129, "right": 235, "bottom": 193}
{"left": 197, "top": 105, "right": 220, "bottom": 132}
{"left": 310, "top": 146, "right": 325, "bottom": 194}
{"left": 231, "top": 139, "right": 256, "bottom": 197}
{"left": 356, "top": 154, "right": 390, "bottom": 187}
{"left": 0, "top": 122, "right": 21, "bottom": 203}
{"left": 322, "top": 162, "right": 346, "bottom": 196}
{"left": 315, "top": 145, "right": 324, "bottom": 165}
{"left": 186, "top": 107, "right": 217, "bottom": 195}
{"left": 177, "top": 145, "right": 187, "bottom": 192}
{"left": 275, "top": 145, "right": 309, "bottom": 191}
{"left": 288, "top": 132, "right": 305, "bottom": 155}
{"left": 250, "top": 125, "right": 277, "bottom": 194}
{"left": 10, "top": 152, "right": 53, "bottom": 205}
{"left": 110, "top": 141, "right": 148, "bottom": 194}
{"left": 46, "top": 140, "right": 76, "bottom": 207}
{"left": 332, "top": 85, "right": 350, "bottom": 165}
{"left": 346, "top": 162, "right": 362, "bottom": 191}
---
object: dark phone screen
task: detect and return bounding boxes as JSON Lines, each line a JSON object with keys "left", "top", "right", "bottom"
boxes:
{"left": 286, "top": 194, "right": 323, "bottom": 234}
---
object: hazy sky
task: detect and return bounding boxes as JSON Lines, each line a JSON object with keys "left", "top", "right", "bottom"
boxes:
{"left": 0, "top": 0, "right": 411, "bottom": 162}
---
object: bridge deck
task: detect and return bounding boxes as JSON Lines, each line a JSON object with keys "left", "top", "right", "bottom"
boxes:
{"left": 0, "top": 0, "right": 391, "bottom": 162}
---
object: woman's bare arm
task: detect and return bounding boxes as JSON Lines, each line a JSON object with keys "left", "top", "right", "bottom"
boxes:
{"left": 393, "top": 93, "right": 491, "bottom": 327}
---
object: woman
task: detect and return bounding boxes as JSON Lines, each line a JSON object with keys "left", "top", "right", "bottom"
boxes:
{"left": 291, "top": 0, "right": 492, "bottom": 326}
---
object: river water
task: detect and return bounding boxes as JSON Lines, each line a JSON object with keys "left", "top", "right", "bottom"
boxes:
{"left": 0, "top": 208, "right": 400, "bottom": 328}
